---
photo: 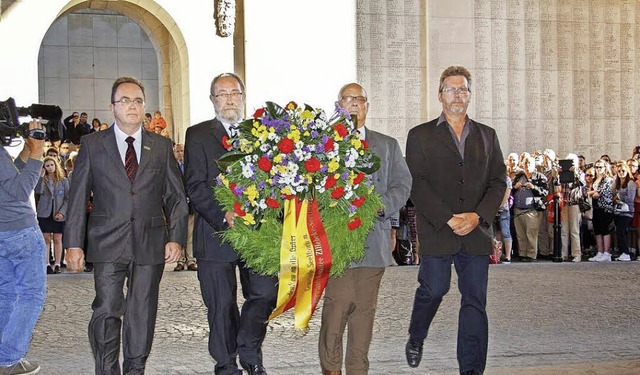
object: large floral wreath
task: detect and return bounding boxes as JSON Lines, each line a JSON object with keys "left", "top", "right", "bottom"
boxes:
{"left": 213, "top": 101, "right": 382, "bottom": 277}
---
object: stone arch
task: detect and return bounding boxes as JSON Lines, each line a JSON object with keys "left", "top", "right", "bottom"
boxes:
{"left": 55, "top": 0, "right": 190, "bottom": 140}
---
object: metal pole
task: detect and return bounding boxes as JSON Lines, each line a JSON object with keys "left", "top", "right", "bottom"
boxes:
{"left": 552, "top": 193, "right": 563, "bottom": 262}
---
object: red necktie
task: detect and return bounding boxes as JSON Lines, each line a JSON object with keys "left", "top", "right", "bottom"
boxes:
{"left": 125, "top": 136, "right": 138, "bottom": 182}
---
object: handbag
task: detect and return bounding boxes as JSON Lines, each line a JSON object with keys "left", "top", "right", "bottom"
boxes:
{"left": 578, "top": 197, "right": 591, "bottom": 213}
{"left": 614, "top": 202, "right": 630, "bottom": 214}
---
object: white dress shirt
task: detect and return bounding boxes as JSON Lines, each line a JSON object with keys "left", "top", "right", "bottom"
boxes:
{"left": 113, "top": 124, "right": 142, "bottom": 164}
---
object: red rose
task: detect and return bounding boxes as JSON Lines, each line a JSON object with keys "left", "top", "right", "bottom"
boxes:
{"left": 347, "top": 217, "right": 362, "bottom": 230}
{"left": 304, "top": 157, "right": 321, "bottom": 173}
{"left": 221, "top": 135, "right": 233, "bottom": 150}
{"left": 233, "top": 202, "right": 246, "bottom": 217}
{"left": 325, "top": 175, "right": 337, "bottom": 189}
{"left": 285, "top": 101, "right": 298, "bottom": 110}
{"left": 229, "top": 182, "right": 238, "bottom": 196}
{"left": 278, "top": 138, "right": 295, "bottom": 154}
{"left": 253, "top": 108, "right": 265, "bottom": 119}
{"left": 361, "top": 139, "right": 369, "bottom": 150}
{"left": 324, "top": 138, "right": 334, "bottom": 152}
{"left": 266, "top": 197, "right": 280, "bottom": 208}
{"left": 353, "top": 172, "right": 365, "bottom": 185}
{"left": 333, "top": 123, "right": 348, "bottom": 138}
{"left": 351, "top": 196, "right": 365, "bottom": 208}
{"left": 258, "top": 156, "right": 272, "bottom": 172}
{"left": 331, "top": 186, "right": 345, "bottom": 199}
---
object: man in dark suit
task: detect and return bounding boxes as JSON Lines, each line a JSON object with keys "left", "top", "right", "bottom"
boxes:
{"left": 64, "top": 76, "right": 188, "bottom": 375}
{"left": 184, "top": 73, "right": 277, "bottom": 375}
{"left": 318, "top": 83, "right": 412, "bottom": 375}
{"left": 404, "top": 66, "right": 506, "bottom": 375}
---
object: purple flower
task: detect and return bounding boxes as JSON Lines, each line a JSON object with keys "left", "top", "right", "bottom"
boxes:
{"left": 320, "top": 165, "right": 328, "bottom": 173}
{"left": 258, "top": 181, "right": 266, "bottom": 189}
{"left": 349, "top": 205, "right": 357, "bottom": 214}
{"left": 315, "top": 143, "right": 324, "bottom": 153}
{"left": 233, "top": 185, "right": 246, "bottom": 196}
{"left": 341, "top": 172, "right": 348, "bottom": 180}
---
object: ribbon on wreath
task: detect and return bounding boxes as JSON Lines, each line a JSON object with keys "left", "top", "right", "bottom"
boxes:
{"left": 268, "top": 198, "right": 332, "bottom": 332}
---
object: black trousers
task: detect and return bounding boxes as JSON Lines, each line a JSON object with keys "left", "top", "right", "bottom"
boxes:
{"left": 89, "top": 261, "right": 164, "bottom": 375}
{"left": 197, "top": 259, "right": 277, "bottom": 375}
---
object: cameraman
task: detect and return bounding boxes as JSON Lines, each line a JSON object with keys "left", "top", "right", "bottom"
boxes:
{"left": 0, "top": 120, "right": 47, "bottom": 374}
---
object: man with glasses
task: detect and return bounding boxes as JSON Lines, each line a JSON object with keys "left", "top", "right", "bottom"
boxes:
{"left": 404, "top": 66, "right": 506, "bottom": 375}
{"left": 184, "top": 73, "right": 277, "bottom": 375}
{"left": 318, "top": 83, "right": 411, "bottom": 375}
{"left": 64, "top": 76, "right": 188, "bottom": 374}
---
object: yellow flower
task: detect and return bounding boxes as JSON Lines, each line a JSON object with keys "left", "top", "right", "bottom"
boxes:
{"left": 281, "top": 186, "right": 294, "bottom": 196}
{"left": 301, "top": 110, "right": 314, "bottom": 121}
{"left": 328, "top": 159, "right": 340, "bottom": 173}
{"left": 273, "top": 154, "right": 283, "bottom": 163}
{"left": 351, "top": 138, "right": 362, "bottom": 150}
{"left": 244, "top": 185, "right": 259, "bottom": 203}
{"left": 218, "top": 173, "right": 229, "bottom": 187}
{"left": 289, "top": 129, "right": 301, "bottom": 143}
{"left": 242, "top": 213, "right": 256, "bottom": 225}
{"left": 239, "top": 139, "right": 254, "bottom": 153}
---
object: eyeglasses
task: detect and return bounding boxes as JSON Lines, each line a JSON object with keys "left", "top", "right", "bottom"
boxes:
{"left": 341, "top": 95, "right": 368, "bottom": 104}
{"left": 586, "top": 174, "right": 594, "bottom": 177}
{"left": 441, "top": 87, "right": 470, "bottom": 95}
{"left": 213, "top": 92, "right": 243, "bottom": 100}
{"left": 113, "top": 97, "right": 145, "bottom": 106}
{"left": 595, "top": 165, "right": 605, "bottom": 169}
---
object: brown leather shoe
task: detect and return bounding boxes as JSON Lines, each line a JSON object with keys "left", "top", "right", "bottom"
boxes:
{"left": 174, "top": 263, "right": 185, "bottom": 271}
{"left": 323, "top": 370, "right": 342, "bottom": 375}
{"left": 187, "top": 263, "right": 198, "bottom": 271}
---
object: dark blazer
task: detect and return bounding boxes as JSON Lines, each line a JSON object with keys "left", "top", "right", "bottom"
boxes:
{"left": 406, "top": 118, "right": 506, "bottom": 256}
{"left": 64, "top": 126, "right": 188, "bottom": 264}
{"left": 184, "top": 118, "right": 236, "bottom": 262}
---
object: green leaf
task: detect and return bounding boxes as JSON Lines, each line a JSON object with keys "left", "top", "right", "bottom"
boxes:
{"left": 357, "top": 154, "right": 381, "bottom": 174}
{"left": 216, "top": 151, "right": 247, "bottom": 171}
{"left": 265, "top": 101, "right": 286, "bottom": 118}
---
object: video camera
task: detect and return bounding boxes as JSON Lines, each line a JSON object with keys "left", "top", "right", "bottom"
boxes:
{"left": 0, "top": 97, "right": 63, "bottom": 146}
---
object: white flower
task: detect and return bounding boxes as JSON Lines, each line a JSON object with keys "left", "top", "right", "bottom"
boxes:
{"left": 241, "top": 163, "right": 254, "bottom": 178}
{"left": 258, "top": 199, "right": 267, "bottom": 210}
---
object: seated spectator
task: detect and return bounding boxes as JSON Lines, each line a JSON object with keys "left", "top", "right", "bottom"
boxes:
{"left": 150, "top": 110, "right": 167, "bottom": 130}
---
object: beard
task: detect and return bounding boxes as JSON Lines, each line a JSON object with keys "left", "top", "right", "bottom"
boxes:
{"left": 215, "top": 104, "right": 243, "bottom": 124}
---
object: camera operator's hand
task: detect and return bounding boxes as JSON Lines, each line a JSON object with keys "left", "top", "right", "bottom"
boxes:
{"left": 19, "top": 120, "right": 45, "bottom": 162}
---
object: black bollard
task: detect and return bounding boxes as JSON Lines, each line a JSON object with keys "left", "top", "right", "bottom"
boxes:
{"left": 552, "top": 193, "right": 563, "bottom": 262}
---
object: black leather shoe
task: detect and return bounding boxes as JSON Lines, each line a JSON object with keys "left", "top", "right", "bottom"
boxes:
{"left": 240, "top": 360, "right": 267, "bottom": 375}
{"left": 460, "top": 370, "right": 483, "bottom": 375}
{"left": 405, "top": 340, "right": 423, "bottom": 368}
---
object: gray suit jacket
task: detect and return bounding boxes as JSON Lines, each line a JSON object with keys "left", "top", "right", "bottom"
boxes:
{"left": 406, "top": 118, "right": 506, "bottom": 256}
{"left": 64, "top": 126, "right": 188, "bottom": 264}
{"left": 351, "top": 127, "right": 412, "bottom": 268}
{"left": 35, "top": 177, "right": 69, "bottom": 219}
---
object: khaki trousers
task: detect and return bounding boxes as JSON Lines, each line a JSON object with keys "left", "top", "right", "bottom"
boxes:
{"left": 561, "top": 204, "right": 582, "bottom": 258}
{"left": 178, "top": 214, "right": 195, "bottom": 265}
{"left": 515, "top": 209, "right": 540, "bottom": 259}
{"left": 319, "top": 268, "right": 384, "bottom": 375}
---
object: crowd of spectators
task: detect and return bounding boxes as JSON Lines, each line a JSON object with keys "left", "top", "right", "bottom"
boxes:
{"left": 494, "top": 147, "right": 640, "bottom": 263}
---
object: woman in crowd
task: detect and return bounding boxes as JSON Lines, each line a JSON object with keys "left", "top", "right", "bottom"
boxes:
{"left": 496, "top": 170, "right": 513, "bottom": 263}
{"left": 91, "top": 118, "right": 101, "bottom": 133}
{"left": 630, "top": 158, "right": 640, "bottom": 259}
{"left": 581, "top": 167, "right": 596, "bottom": 256}
{"left": 512, "top": 156, "right": 548, "bottom": 261}
{"left": 588, "top": 160, "right": 615, "bottom": 262}
{"left": 36, "top": 156, "right": 69, "bottom": 274}
{"left": 560, "top": 154, "right": 586, "bottom": 262}
{"left": 613, "top": 162, "right": 636, "bottom": 261}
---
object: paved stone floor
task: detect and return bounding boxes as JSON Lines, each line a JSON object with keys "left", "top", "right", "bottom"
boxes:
{"left": 27, "top": 261, "right": 640, "bottom": 374}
